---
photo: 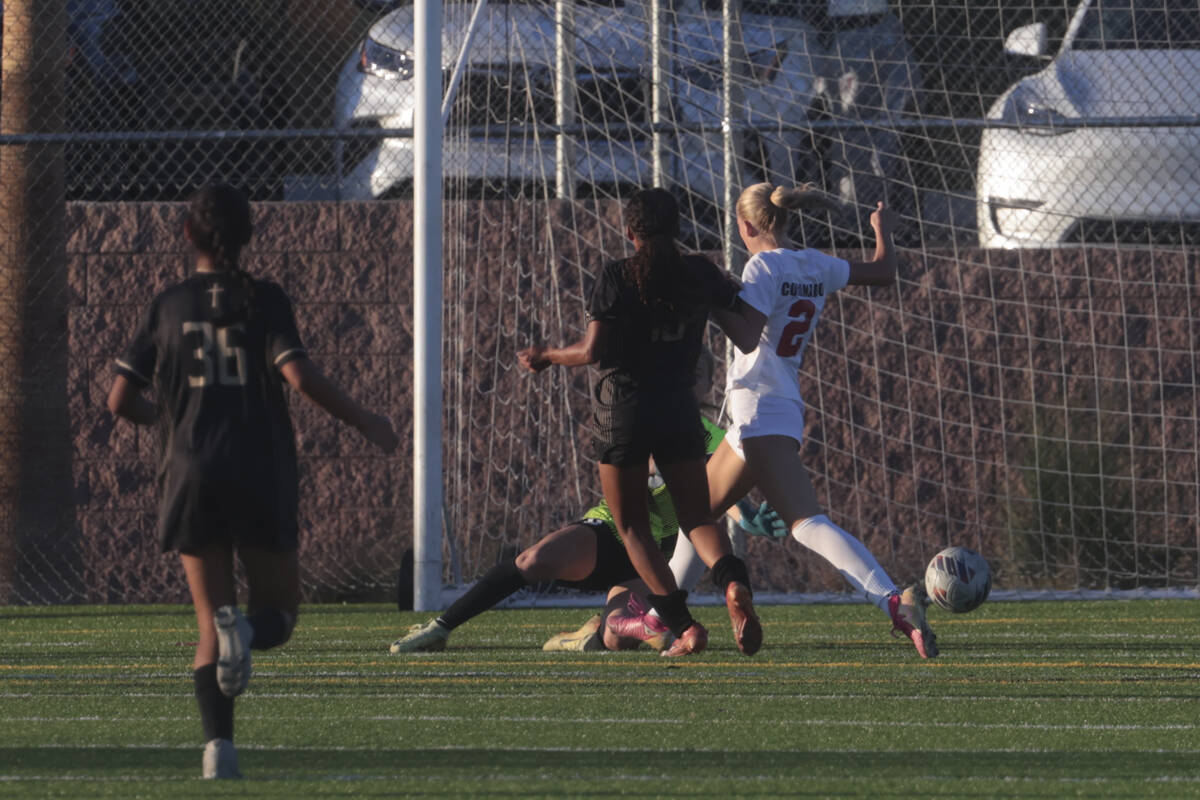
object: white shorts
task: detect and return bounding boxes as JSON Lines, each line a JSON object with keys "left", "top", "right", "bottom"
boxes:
{"left": 722, "top": 387, "right": 806, "bottom": 459}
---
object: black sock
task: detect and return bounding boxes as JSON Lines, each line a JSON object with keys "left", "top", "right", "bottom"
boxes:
{"left": 646, "top": 589, "right": 694, "bottom": 638}
{"left": 436, "top": 558, "right": 528, "bottom": 630}
{"left": 194, "top": 664, "right": 233, "bottom": 742}
{"left": 711, "top": 555, "right": 752, "bottom": 594}
{"left": 248, "top": 607, "right": 291, "bottom": 651}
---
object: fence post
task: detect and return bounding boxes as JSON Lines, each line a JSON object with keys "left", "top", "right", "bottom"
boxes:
{"left": 0, "top": 0, "right": 69, "bottom": 603}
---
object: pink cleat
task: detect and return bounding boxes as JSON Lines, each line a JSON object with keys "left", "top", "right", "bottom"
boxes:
{"left": 725, "top": 581, "right": 762, "bottom": 656}
{"left": 606, "top": 594, "right": 671, "bottom": 644}
{"left": 888, "top": 585, "right": 939, "bottom": 659}
{"left": 661, "top": 622, "right": 708, "bottom": 657}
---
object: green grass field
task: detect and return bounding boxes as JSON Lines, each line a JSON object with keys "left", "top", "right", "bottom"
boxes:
{"left": 2, "top": 600, "right": 1199, "bottom": 797}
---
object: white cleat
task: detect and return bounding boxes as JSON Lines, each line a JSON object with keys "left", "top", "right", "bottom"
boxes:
{"left": 214, "top": 606, "right": 253, "bottom": 698}
{"left": 389, "top": 619, "right": 450, "bottom": 653}
{"left": 202, "top": 738, "right": 242, "bottom": 779}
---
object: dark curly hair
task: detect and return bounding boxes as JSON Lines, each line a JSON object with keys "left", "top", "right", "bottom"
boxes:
{"left": 623, "top": 187, "right": 689, "bottom": 308}
{"left": 186, "top": 184, "right": 256, "bottom": 323}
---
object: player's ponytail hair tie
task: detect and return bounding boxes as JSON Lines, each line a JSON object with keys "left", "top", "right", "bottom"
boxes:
{"left": 738, "top": 182, "right": 841, "bottom": 236}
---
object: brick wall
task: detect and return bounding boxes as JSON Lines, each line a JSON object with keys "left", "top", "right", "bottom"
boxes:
{"left": 56, "top": 201, "right": 1200, "bottom": 601}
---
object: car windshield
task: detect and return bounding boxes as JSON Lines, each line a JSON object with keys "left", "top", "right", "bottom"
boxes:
{"left": 1074, "top": 0, "right": 1200, "bottom": 50}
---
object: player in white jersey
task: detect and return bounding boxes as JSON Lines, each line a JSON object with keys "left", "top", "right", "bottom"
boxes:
{"left": 692, "top": 182, "right": 938, "bottom": 658}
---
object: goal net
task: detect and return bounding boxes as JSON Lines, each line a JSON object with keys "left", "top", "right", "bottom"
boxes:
{"left": 0, "top": 0, "right": 1196, "bottom": 604}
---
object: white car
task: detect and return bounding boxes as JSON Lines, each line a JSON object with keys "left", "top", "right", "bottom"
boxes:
{"left": 977, "top": 0, "right": 1200, "bottom": 248}
{"left": 326, "top": 0, "right": 823, "bottom": 203}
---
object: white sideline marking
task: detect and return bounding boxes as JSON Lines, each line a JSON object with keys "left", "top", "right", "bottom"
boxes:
{"left": 3, "top": 690, "right": 1198, "bottom": 703}
{"left": 8, "top": 715, "right": 1197, "bottom": 732}
{"left": 12, "top": 742, "right": 1200, "bottom": 755}
{"left": 2, "top": 775, "right": 1199, "bottom": 785}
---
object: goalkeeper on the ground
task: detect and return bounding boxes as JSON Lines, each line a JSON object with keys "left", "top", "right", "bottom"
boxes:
{"left": 388, "top": 416, "right": 780, "bottom": 654}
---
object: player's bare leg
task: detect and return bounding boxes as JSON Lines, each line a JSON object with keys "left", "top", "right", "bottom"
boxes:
{"left": 658, "top": 456, "right": 757, "bottom": 655}
{"left": 240, "top": 546, "right": 301, "bottom": 651}
{"left": 600, "top": 463, "right": 705, "bottom": 654}
{"left": 515, "top": 524, "right": 599, "bottom": 583}
{"left": 180, "top": 543, "right": 242, "bottom": 778}
{"left": 741, "top": 435, "right": 936, "bottom": 658}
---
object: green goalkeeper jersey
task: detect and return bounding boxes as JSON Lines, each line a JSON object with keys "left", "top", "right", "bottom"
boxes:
{"left": 581, "top": 417, "right": 725, "bottom": 544}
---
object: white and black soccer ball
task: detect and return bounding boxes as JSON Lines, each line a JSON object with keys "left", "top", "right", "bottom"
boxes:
{"left": 924, "top": 546, "right": 991, "bottom": 613}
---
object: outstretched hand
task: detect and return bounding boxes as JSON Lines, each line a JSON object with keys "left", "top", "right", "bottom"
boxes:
{"left": 359, "top": 412, "right": 399, "bottom": 454}
{"left": 869, "top": 202, "right": 898, "bottom": 238}
{"left": 735, "top": 499, "right": 788, "bottom": 538}
{"left": 518, "top": 346, "right": 552, "bottom": 373}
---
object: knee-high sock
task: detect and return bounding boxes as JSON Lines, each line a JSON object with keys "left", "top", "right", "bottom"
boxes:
{"left": 791, "top": 515, "right": 897, "bottom": 611}
{"left": 248, "top": 607, "right": 294, "bottom": 650}
{"left": 436, "top": 558, "right": 527, "bottom": 631}
{"left": 668, "top": 530, "right": 708, "bottom": 593}
{"left": 194, "top": 664, "right": 233, "bottom": 742}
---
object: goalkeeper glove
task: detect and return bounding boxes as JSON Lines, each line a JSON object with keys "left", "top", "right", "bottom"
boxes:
{"left": 734, "top": 499, "right": 788, "bottom": 538}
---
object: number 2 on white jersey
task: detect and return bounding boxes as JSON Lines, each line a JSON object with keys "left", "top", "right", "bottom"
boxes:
{"left": 183, "top": 322, "right": 247, "bottom": 388}
{"left": 775, "top": 299, "right": 816, "bottom": 357}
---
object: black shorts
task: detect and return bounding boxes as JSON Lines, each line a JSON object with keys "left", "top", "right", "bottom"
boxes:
{"left": 557, "top": 519, "right": 678, "bottom": 592}
{"left": 592, "top": 376, "right": 707, "bottom": 468}
{"left": 159, "top": 464, "right": 299, "bottom": 554}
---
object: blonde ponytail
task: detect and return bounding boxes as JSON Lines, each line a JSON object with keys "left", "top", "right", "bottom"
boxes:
{"left": 738, "top": 182, "right": 841, "bottom": 236}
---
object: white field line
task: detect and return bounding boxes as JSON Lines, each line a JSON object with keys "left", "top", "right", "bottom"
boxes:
{"left": 11, "top": 742, "right": 1200, "bottom": 754}
{"left": 4, "top": 715, "right": 1198, "bottom": 733}
{"left": 3, "top": 690, "right": 1199, "bottom": 703}
{"left": 3, "top": 774, "right": 1198, "bottom": 785}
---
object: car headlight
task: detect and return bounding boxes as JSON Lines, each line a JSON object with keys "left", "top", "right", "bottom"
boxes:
{"left": 358, "top": 38, "right": 414, "bottom": 81}
{"left": 1002, "top": 84, "right": 1071, "bottom": 134}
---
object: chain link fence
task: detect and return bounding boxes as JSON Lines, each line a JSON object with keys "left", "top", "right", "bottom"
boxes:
{"left": 1, "top": 0, "right": 1197, "bottom": 604}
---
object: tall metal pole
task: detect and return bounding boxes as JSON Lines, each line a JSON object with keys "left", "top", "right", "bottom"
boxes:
{"left": 721, "top": 0, "right": 747, "bottom": 558}
{"left": 554, "top": 0, "right": 576, "bottom": 198}
{"left": 650, "top": 0, "right": 668, "bottom": 188}
{"left": 413, "top": 0, "right": 444, "bottom": 611}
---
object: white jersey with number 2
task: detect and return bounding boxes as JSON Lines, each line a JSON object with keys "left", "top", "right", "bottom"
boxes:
{"left": 726, "top": 248, "right": 851, "bottom": 404}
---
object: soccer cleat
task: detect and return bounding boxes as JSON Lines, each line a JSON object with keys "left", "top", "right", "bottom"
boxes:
{"left": 543, "top": 614, "right": 606, "bottom": 652}
{"left": 644, "top": 629, "right": 675, "bottom": 652}
{"left": 389, "top": 619, "right": 450, "bottom": 653}
{"left": 725, "top": 581, "right": 763, "bottom": 656}
{"left": 605, "top": 594, "right": 671, "bottom": 643}
{"left": 214, "top": 606, "right": 253, "bottom": 698}
{"left": 202, "top": 738, "right": 242, "bottom": 779}
{"left": 660, "top": 621, "right": 708, "bottom": 657}
{"left": 888, "top": 583, "right": 939, "bottom": 659}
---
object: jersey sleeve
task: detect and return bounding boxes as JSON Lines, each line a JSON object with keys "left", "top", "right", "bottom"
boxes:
{"left": 585, "top": 262, "right": 622, "bottom": 322}
{"left": 261, "top": 283, "right": 307, "bottom": 370}
{"left": 737, "top": 254, "right": 777, "bottom": 317}
{"left": 696, "top": 257, "right": 739, "bottom": 311}
{"left": 811, "top": 251, "right": 851, "bottom": 294}
{"left": 114, "top": 301, "right": 159, "bottom": 388}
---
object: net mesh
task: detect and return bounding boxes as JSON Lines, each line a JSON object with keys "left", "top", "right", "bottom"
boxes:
{"left": 0, "top": 0, "right": 1197, "bottom": 604}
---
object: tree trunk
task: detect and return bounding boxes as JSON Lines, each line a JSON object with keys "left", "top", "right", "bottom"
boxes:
{"left": 0, "top": 0, "right": 70, "bottom": 603}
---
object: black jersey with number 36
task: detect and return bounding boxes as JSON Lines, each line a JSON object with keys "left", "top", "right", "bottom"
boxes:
{"left": 115, "top": 272, "right": 307, "bottom": 553}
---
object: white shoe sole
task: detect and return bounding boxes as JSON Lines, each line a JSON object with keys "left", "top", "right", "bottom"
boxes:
{"left": 214, "top": 606, "right": 252, "bottom": 698}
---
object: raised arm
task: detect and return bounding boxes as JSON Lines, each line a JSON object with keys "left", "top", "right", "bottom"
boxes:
{"left": 107, "top": 375, "right": 158, "bottom": 426}
{"left": 279, "top": 358, "right": 398, "bottom": 453}
{"left": 846, "top": 202, "right": 899, "bottom": 287}
{"left": 518, "top": 320, "right": 607, "bottom": 373}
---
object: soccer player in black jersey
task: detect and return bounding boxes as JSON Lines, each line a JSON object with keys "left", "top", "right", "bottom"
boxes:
{"left": 107, "top": 184, "right": 398, "bottom": 779}
{"left": 518, "top": 188, "right": 762, "bottom": 657}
